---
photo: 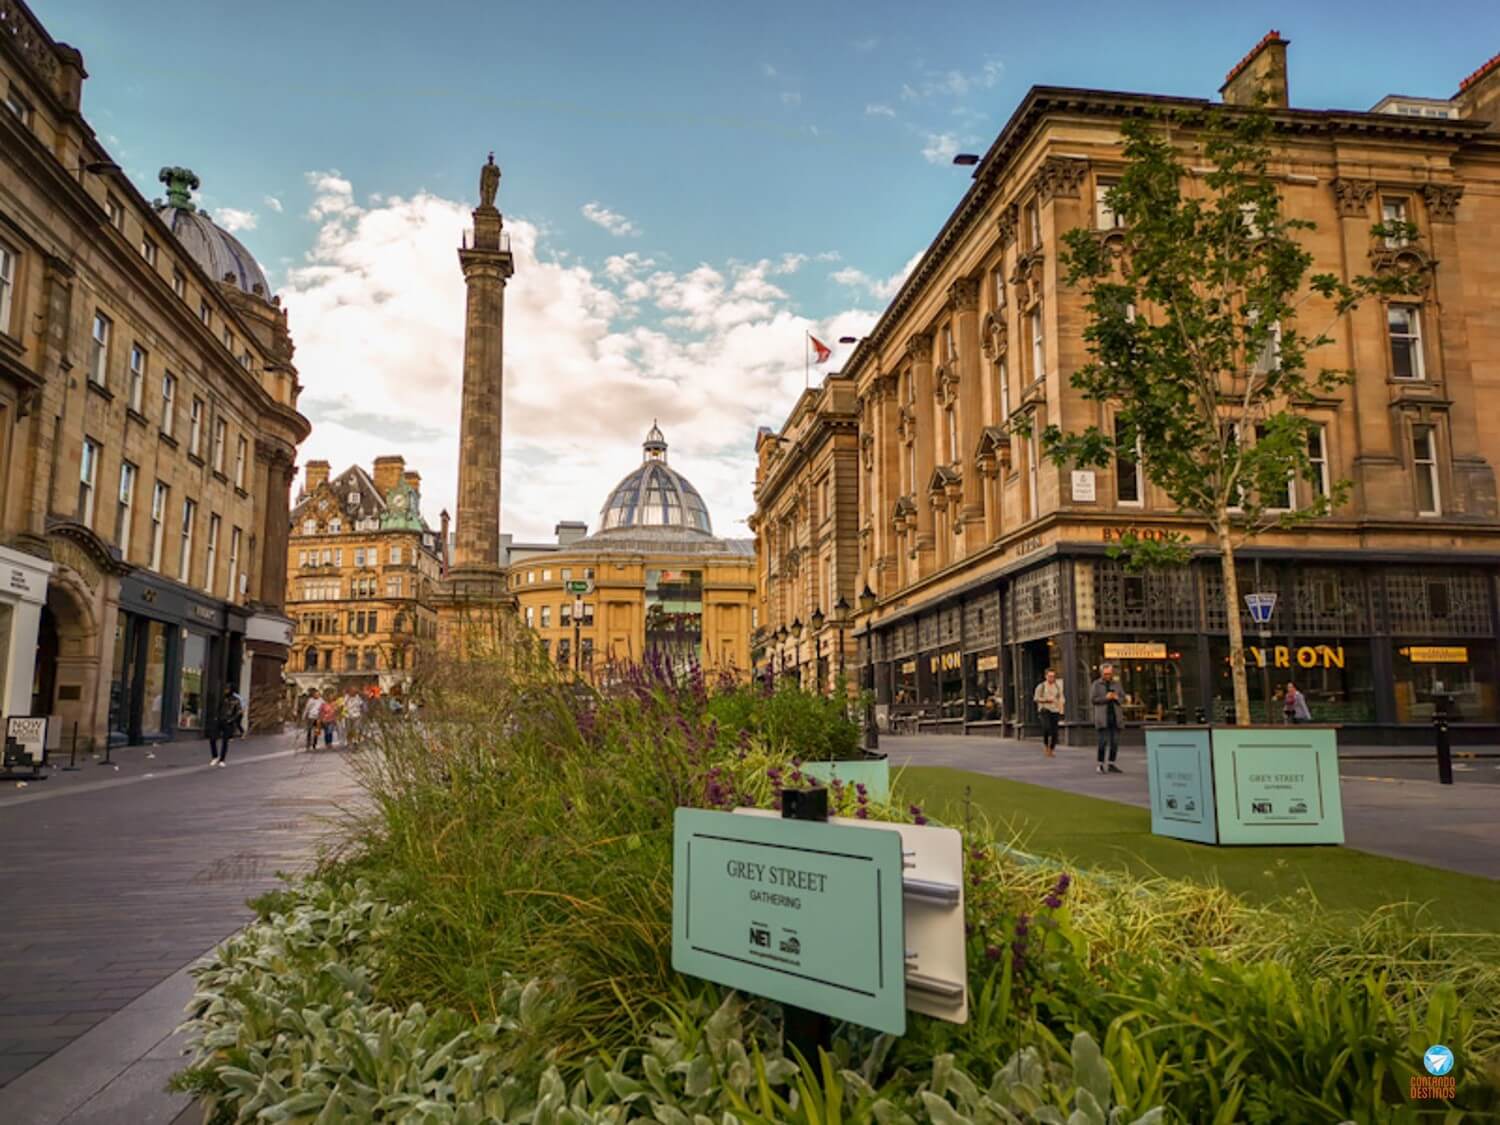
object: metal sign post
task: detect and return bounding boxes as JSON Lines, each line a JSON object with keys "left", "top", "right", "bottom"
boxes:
{"left": 1245, "top": 583, "right": 1277, "bottom": 721}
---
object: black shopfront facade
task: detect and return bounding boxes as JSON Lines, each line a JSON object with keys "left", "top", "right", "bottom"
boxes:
{"left": 863, "top": 545, "right": 1500, "bottom": 746}
{"left": 108, "top": 572, "right": 246, "bottom": 746}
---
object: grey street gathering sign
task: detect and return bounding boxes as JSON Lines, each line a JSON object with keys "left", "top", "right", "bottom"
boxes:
{"left": 672, "top": 808, "right": 908, "bottom": 1034}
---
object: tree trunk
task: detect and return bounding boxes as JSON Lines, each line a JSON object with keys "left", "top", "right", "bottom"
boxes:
{"left": 1216, "top": 520, "right": 1252, "bottom": 726}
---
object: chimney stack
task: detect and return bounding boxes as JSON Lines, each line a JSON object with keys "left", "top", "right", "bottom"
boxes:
{"left": 372, "top": 455, "right": 406, "bottom": 496}
{"left": 304, "top": 460, "right": 331, "bottom": 492}
{"left": 1221, "top": 30, "right": 1290, "bottom": 108}
{"left": 402, "top": 470, "right": 422, "bottom": 493}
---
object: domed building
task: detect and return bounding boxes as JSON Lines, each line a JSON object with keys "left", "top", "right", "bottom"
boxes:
{"left": 510, "top": 426, "right": 755, "bottom": 675}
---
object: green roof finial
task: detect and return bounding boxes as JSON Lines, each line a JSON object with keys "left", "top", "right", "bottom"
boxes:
{"left": 158, "top": 166, "right": 200, "bottom": 211}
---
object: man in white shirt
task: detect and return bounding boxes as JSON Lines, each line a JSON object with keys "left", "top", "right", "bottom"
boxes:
{"left": 1032, "top": 669, "right": 1065, "bottom": 757}
{"left": 302, "top": 689, "right": 323, "bottom": 751}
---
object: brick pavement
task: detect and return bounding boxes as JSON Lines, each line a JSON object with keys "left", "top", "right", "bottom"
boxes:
{"left": 0, "top": 728, "right": 359, "bottom": 1112}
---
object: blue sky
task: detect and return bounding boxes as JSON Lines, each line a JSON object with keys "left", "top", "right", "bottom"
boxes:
{"left": 34, "top": 0, "right": 1500, "bottom": 537}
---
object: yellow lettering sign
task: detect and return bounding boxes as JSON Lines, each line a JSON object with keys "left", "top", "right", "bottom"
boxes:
{"left": 1239, "top": 645, "right": 1346, "bottom": 669}
{"left": 1103, "top": 642, "right": 1168, "bottom": 660}
{"left": 1404, "top": 646, "right": 1468, "bottom": 664}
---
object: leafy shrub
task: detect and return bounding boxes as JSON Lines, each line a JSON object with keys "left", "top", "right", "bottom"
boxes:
{"left": 709, "top": 678, "right": 864, "bottom": 761}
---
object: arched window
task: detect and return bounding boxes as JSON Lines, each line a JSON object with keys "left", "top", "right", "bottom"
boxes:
{"left": 305, "top": 648, "right": 319, "bottom": 671}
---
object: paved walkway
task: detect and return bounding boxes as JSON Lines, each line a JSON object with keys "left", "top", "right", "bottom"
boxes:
{"left": 884, "top": 734, "right": 1500, "bottom": 880}
{"left": 0, "top": 730, "right": 359, "bottom": 1123}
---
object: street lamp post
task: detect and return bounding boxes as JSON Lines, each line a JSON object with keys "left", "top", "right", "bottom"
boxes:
{"left": 810, "top": 606, "right": 826, "bottom": 695}
{"left": 857, "top": 585, "right": 878, "bottom": 750}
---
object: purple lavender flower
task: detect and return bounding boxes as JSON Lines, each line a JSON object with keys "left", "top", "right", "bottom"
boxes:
{"left": 1043, "top": 894, "right": 1063, "bottom": 910}
{"left": 855, "top": 805, "right": 869, "bottom": 819}
{"left": 985, "top": 944, "right": 1002, "bottom": 961}
{"left": 1014, "top": 912, "right": 1030, "bottom": 939}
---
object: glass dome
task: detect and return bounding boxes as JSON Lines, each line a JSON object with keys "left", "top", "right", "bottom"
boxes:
{"left": 598, "top": 425, "right": 713, "bottom": 534}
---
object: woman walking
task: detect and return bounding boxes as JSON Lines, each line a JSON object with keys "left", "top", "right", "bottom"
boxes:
{"left": 209, "top": 686, "right": 243, "bottom": 767}
{"left": 1283, "top": 681, "right": 1311, "bottom": 724}
{"left": 1032, "top": 669, "right": 1065, "bottom": 757}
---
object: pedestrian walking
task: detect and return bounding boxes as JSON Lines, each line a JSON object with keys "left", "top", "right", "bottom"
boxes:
{"left": 343, "top": 686, "right": 365, "bottom": 750}
{"left": 320, "top": 694, "right": 338, "bottom": 748}
{"left": 1032, "top": 669, "right": 1065, "bottom": 757}
{"left": 1283, "top": 681, "right": 1311, "bottom": 724}
{"left": 1091, "top": 662, "right": 1124, "bottom": 774}
{"left": 303, "top": 689, "right": 323, "bottom": 751}
{"left": 209, "top": 686, "right": 243, "bottom": 767}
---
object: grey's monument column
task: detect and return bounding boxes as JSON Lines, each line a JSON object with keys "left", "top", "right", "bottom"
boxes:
{"left": 453, "top": 152, "right": 513, "bottom": 570}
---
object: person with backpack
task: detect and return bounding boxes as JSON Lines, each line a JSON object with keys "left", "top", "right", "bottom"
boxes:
{"left": 209, "top": 686, "right": 244, "bottom": 767}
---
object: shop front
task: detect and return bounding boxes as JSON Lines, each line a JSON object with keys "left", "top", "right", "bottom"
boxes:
{"left": 0, "top": 544, "right": 52, "bottom": 723}
{"left": 110, "top": 573, "right": 243, "bottom": 745}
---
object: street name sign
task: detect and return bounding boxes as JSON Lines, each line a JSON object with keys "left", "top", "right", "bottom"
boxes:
{"left": 564, "top": 579, "right": 594, "bottom": 595}
{"left": 672, "top": 807, "right": 907, "bottom": 1034}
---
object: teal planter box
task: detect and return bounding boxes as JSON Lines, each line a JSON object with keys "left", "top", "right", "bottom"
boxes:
{"left": 1145, "top": 726, "right": 1344, "bottom": 846}
{"left": 801, "top": 753, "right": 890, "bottom": 804}
{"left": 1144, "top": 728, "right": 1219, "bottom": 845}
{"left": 1212, "top": 727, "right": 1344, "bottom": 845}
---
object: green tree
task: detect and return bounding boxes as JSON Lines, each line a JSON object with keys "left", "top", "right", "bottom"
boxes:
{"left": 1043, "top": 106, "right": 1419, "bottom": 724}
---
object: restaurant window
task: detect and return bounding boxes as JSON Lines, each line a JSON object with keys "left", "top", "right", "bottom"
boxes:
{"left": 150, "top": 482, "right": 168, "bottom": 570}
{"left": 142, "top": 621, "right": 169, "bottom": 736}
{"left": 1393, "top": 643, "right": 1497, "bottom": 722}
{"left": 1413, "top": 424, "right": 1440, "bottom": 514}
{"left": 1114, "top": 416, "right": 1142, "bottom": 504}
{"left": 178, "top": 630, "right": 207, "bottom": 730}
{"left": 90, "top": 311, "right": 111, "bottom": 386}
{"left": 116, "top": 461, "right": 137, "bottom": 554}
{"left": 161, "top": 372, "right": 176, "bottom": 437}
{"left": 79, "top": 438, "right": 100, "bottom": 527}
{"left": 1388, "top": 305, "right": 1424, "bottom": 379}
{"left": 893, "top": 659, "right": 918, "bottom": 708}
{"left": 1080, "top": 636, "right": 1202, "bottom": 723}
{"left": 1210, "top": 637, "right": 1375, "bottom": 724}
{"left": 965, "top": 652, "right": 1002, "bottom": 722}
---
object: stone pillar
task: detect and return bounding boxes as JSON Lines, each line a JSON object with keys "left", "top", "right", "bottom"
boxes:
{"left": 454, "top": 184, "right": 515, "bottom": 570}
{"left": 255, "top": 438, "right": 296, "bottom": 611}
{"left": 908, "top": 332, "right": 936, "bottom": 571}
{"left": 950, "top": 277, "right": 984, "bottom": 552}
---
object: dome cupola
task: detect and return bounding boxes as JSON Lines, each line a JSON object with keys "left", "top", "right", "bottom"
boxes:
{"left": 597, "top": 425, "right": 712, "bottom": 535}
{"left": 154, "top": 166, "right": 274, "bottom": 302}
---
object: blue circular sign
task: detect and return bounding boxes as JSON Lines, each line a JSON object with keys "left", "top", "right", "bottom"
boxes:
{"left": 1423, "top": 1044, "right": 1454, "bottom": 1076}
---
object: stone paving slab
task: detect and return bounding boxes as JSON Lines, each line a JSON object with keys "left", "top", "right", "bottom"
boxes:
{"left": 883, "top": 733, "right": 1500, "bottom": 879}
{"left": 0, "top": 729, "right": 359, "bottom": 1120}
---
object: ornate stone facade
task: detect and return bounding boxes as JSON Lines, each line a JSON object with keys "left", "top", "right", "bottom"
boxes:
{"left": 0, "top": 1, "right": 309, "bottom": 744}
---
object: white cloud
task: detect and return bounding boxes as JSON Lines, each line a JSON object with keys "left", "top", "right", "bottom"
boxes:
{"left": 281, "top": 173, "right": 877, "bottom": 542}
{"left": 900, "top": 56, "right": 1004, "bottom": 102}
{"left": 581, "top": 201, "right": 639, "bottom": 237}
{"left": 865, "top": 103, "right": 896, "bottom": 118}
{"left": 264, "top": 195, "right": 284, "bottom": 213}
{"left": 921, "top": 132, "right": 961, "bottom": 165}
{"left": 780, "top": 91, "right": 801, "bottom": 107}
{"left": 830, "top": 250, "right": 923, "bottom": 302}
{"left": 854, "top": 36, "right": 879, "bottom": 52}
{"left": 762, "top": 62, "right": 778, "bottom": 78}
{"left": 216, "top": 207, "right": 258, "bottom": 232}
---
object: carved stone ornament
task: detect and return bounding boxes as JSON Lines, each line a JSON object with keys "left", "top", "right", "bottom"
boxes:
{"left": 1034, "top": 157, "right": 1088, "bottom": 203}
{"left": 1330, "top": 178, "right": 1376, "bottom": 218}
{"left": 1, "top": 0, "right": 60, "bottom": 83}
{"left": 1421, "top": 183, "right": 1463, "bottom": 222}
{"left": 980, "top": 313, "right": 1008, "bottom": 359}
{"left": 948, "top": 276, "right": 981, "bottom": 313}
{"left": 1011, "top": 253, "right": 1046, "bottom": 309}
{"left": 997, "top": 203, "right": 1020, "bottom": 247}
{"left": 905, "top": 331, "right": 934, "bottom": 362}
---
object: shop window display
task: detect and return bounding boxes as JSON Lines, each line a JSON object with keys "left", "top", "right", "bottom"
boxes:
{"left": 142, "top": 622, "right": 169, "bottom": 736}
{"left": 1210, "top": 637, "right": 1375, "bottom": 723}
{"left": 1077, "top": 635, "right": 1200, "bottom": 723}
{"left": 1392, "top": 643, "right": 1498, "bottom": 722}
{"left": 178, "top": 630, "right": 207, "bottom": 730}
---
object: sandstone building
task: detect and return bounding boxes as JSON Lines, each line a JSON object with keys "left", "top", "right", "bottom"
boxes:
{"left": 1, "top": 0, "right": 309, "bottom": 746}
{"left": 285, "top": 457, "right": 443, "bottom": 697}
{"left": 511, "top": 426, "right": 755, "bottom": 676}
{"left": 759, "top": 33, "right": 1500, "bottom": 742}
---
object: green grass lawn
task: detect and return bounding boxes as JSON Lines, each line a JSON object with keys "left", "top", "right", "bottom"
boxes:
{"left": 899, "top": 765, "right": 1500, "bottom": 934}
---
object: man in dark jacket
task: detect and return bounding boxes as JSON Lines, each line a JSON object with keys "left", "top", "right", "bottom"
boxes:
{"left": 1091, "top": 663, "right": 1123, "bottom": 774}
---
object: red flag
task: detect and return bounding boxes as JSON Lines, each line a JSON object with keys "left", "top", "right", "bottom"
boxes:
{"left": 809, "top": 334, "right": 832, "bottom": 364}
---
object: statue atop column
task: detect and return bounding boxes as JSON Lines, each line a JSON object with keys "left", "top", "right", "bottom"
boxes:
{"left": 479, "top": 152, "right": 500, "bottom": 209}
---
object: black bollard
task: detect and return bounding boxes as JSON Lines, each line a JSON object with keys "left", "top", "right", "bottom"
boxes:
{"left": 1434, "top": 711, "right": 1454, "bottom": 786}
{"left": 63, "top": 721, "right": 80, "bottom": 770}
{"left": 780, "top": 786, "right": 831, "bottom": 1068}
{"left": 1175, "top": 706, "right": 1187, "bottom": 725}
{"left": 1194, "top": 707, "right": 1207, "bottom": 725}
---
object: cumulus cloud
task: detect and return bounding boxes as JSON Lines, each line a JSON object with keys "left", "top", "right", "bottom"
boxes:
{"left": 854, "top": 36, "right": 879, "bottom": 52}
{"left": 280, "top": 174, "right": 876, "bottom": 541}
{"left": 920, "top": 132, "right": 962, "bottom": 165}
{"left": 865, "top": 103, "right": 897, "bottom": 118}
{"left": 581, "top": 201, "right": 639, "bottom": 237}
{"left": 264, "top": 195, "right": 283, "bottom": 213}
{"left": 216, "top": 207, "right": 258, "bottom": 232}
{"left": 901, "top": 57, "right": 1004, "bottom": 101}
{"left": 830, "top": 250, "right": 923, "bottom": 302}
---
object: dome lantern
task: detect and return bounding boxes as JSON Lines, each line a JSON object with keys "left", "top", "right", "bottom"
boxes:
{"left": 643, "top": 420, "right": 667, "bottom": 462}
{"left": 153, "top": 168, "right": 273, "bottom": 303}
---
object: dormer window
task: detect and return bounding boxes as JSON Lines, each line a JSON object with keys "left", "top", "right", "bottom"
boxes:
{"left": 329, "top": 517, "right": 342, "bottom": 533}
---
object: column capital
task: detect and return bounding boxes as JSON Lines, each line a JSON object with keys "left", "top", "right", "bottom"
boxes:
{"left": 1330, "top": 177, "right": 1376, "bottom": 218}
{"left": 905, "top": 330, "right": 934, "bottom": 362}
{"left": 1421, "top": 182, "right": 1464, "bottom": 223}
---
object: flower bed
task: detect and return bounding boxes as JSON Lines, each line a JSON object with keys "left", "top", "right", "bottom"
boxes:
{"left": 174, "top": 654, "right": 1500, "bottom": 1121}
